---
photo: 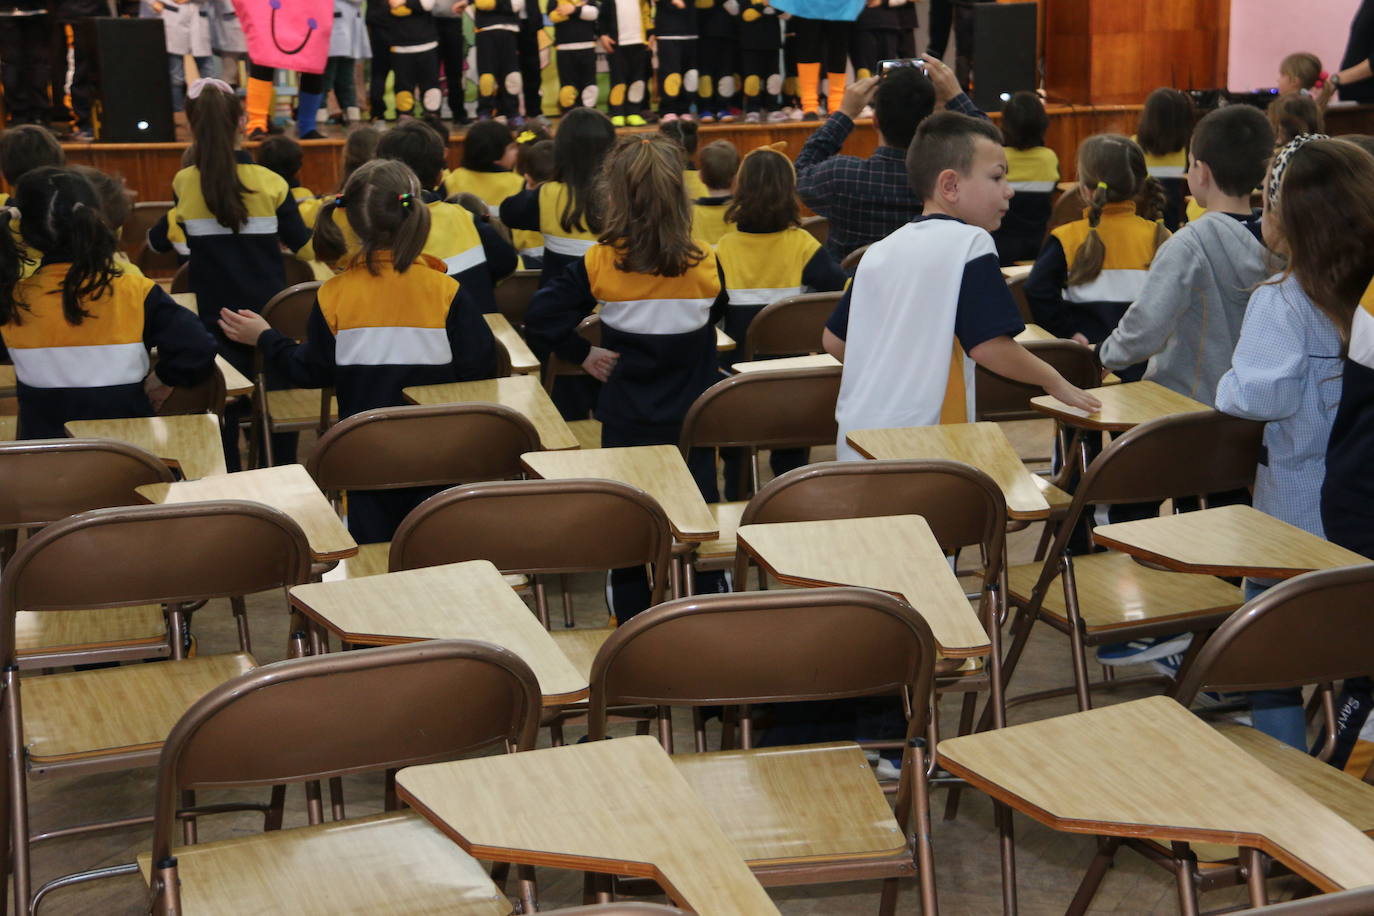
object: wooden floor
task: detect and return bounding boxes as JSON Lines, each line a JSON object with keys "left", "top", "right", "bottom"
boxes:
{"left": 22, "top": 418, "right": 1304, "bottom": 915}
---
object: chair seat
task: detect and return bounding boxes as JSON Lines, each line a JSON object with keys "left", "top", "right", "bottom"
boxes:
{"left": 674, "top": 742, "right": 908, "bottom": 870}
{"left": 15, "top": 606, "right": 167, "bottom": 658}
{"left": 695, "top": 501, "right": 747, "bottom": 562}
{"left": 568, "top": 418, "right": 601, "bottom": 450}
{"left": 323, "top": 542, "right": 527, "bottom": 590}
{"left": 23, "top": 652, "right": 255, "bottom": 766}
{"left": 548, "top": 626, "right": 615, "bottom": 681}
{"left": 1007, "top": 551, "right": 1242, "bottom": 633}
{"left": 137, "top": 810, "right": 509, "bottom": 916}
{"left": 266, "top": 388, "right": 338, "bottom": 427}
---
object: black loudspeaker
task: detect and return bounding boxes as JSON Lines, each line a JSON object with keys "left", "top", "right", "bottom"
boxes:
{"left": 83, "top": 17, "right": 176, "bottom": 142}
{"left": 971, "top": 1, "right": 1037, "bottom": 113}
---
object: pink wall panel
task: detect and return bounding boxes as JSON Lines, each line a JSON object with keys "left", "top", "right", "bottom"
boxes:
{"left": 1228, "top": 0, "right": 1362, "bottom": 91}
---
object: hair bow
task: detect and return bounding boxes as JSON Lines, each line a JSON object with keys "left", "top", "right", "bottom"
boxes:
{"left": 187, "top": 77, "right": 235, "bottom": 100}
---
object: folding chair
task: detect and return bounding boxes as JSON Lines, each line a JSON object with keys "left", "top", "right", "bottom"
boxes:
{"left": 495, "top": 268, "right": 542, "bottom": 331}
{"left": 250, "top": 281, "right": 338, "bottom": 467}
{"left": 0, "top": 438, "right": 174, "bottom": 668}
{"left": 674, "top": 366, "right": 838, "bottom": 583}
{"left": 1064, "top": 564, "right": 1374, "bottom": 915}
{"left": 124, "top": 201, "right": 178, "bottom": 279}
{"left": 841, "top": 243, "right": 870, "bottom": 272}
{"left": 588, "top": 587, "right": 940, "bottom": 916}
{"left": 144, "top": 639, "right": 542, "bottom": 915}
{"left": 739, "top": 291, "right": 843, "bottom": 361}
{"left": 1232, "top": 885, "right": 1374, "bottom": 915}
{"left": 2, "top": 500, "right": 312, "bottom": 914}
{"left": 800, "top": 215, "right": 829, "bottom": 245}
{"left": 310, "top": 403, "right": 541, "bottom": 582}
{"left": 975, "top": 339, "right": 1101, "bottom": 474}
{"left": 1001, "top": 410, "right": 1262, "bottom": 715}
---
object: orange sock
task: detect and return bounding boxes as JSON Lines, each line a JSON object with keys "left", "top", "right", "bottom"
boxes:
{"left": 826, "top": 72, "right": 846, "bottom": 115}
{"left": 798, "top": 62, "right": 820, "bottom": 114}
{"left": 246, "top": 77, "right": 273, "bottom": 134}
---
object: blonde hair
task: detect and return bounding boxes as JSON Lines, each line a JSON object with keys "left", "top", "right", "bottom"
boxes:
{"left": 1068, "top": 134, "right": 1166, "bottom": 287}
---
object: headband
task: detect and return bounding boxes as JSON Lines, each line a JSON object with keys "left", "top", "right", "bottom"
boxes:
{"left": 187, "top": 77, "right": 235, "bottom": 100}
{"left": 1267, "top": 132, "right": 1329, "bottom": 211}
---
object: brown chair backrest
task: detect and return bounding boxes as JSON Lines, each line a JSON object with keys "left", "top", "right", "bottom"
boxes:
{"left": 840, "top": 243, "right": 869, "bottom": 272}
{"left": 0, "top": 438, "right": 173, "bottom": 530}
{"left": 390, "top": 478, "right": 673, "bottom": 606}
{"left": 261, "top": 281, "right": 324, "bottom": 342}
{"left": 741, "top": 291, "right": 843, "bottom": 360}
{"left": 149, "top": 639, "right": 542, "bottom": 871}
{"left": 678, "top": 366, "right": 841, "bottom": 454}
{"left": 1230, "top": 886, "right": 1374, "bottom": 915}
{"left": 800, "top": 215, "right": 829, "bottom": 245}
{"left": 495, "top": 269, "right": 541, "bottom": 329}
{"left": 121, "top": 201, "right": 174, "bottom": 258}
{"left": 155, "top": 357, "right": 228, "bottom": 418}
{"left": 1041, "top": 410, "right": 1264, "bottom": 562}
{"left": 1047, "top": 182, "right": 1083, "bottom": 235}
{"left": 169, "top": 261, "right": 191, "bottom": 294}
{"left": 1173, "top": 565, "right": 1374, "bottom": 702}
{"left": 588, "top": 587, "right": 937, "bottom": 738}
{"left": 542, "top": 907, "right": 691, "bottom": 915}
{"left": 134, "top": 243, "right": 182, "bottom": 280}
{"left": 975, "top": 340, "right": 1100, "bottom": 422}
{"left": 0, "top": 500, "right": 313, "bottom": 661}
{"left": 306, "top": 403, "right": 541, "bottom": 494}
{"left": 739, "top": 458, "right": 1008, "bottom": 560}
{"left": 282, "top": 253, "right": 316, "bottom": 287}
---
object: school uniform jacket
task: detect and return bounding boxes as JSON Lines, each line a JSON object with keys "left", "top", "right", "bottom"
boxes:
{"left": 737, "top": 0, "right": 779, "bottom": 49}
{"left": 597, "top": 0, "right": 651, "bottom": 43}
{"left": 442, "top": 167, "right": 526, "bottom": 210}
{"left": 691, "top": 196, "right": 731, "bottom": 247}
{"left": 651, "top": 0, "right": 695, "bottom": 37}
{"left": 1024, "top": 201, "right": 1166, "bottom": 344}
{"left": 1323, "top": 280, "right": 1374, "bottom": 557}
{"left": 549, "top": 0, "right": 600, "bottom": 47}
{"left": 474, "top": 0, "right": 524, "bottom": 32}
{"left": 387, "top": 0, "right": 439, "bottom": 50}
{"left": 0, "top": 264, "right": 218, "bottom": 439}
{"left": 500, "top": 181, "right": 599, "bottom": 286}
{"left": 996, "top": 145, "right": 1058, "bottom": 260}
{"left": 256, "top": 253, "right": 497, "bottom": 418}
{"left": 714, "top": 225, "right": 846, "bottom": 346}
{"left": 524, "top": 243, "right": 727, "bottom": 429}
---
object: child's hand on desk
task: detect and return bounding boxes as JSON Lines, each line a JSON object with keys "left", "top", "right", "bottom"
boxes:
{"left": 144, "top": 375, "right": 173, "bottom": 412}
{"left": 218, "top": 308, "right": 271, "bottom": 345}
{"left": 581, "top": 346, "right": 619, "bottom": 382}
{"left": 1046, "top": 377, "right": 1102, "bottom": 413}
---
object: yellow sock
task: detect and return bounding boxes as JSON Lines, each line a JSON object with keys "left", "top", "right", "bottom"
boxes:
{"left": 826, "top": 72, "right": 846, "bottom": 115}
{"left": 798, "top": 62, "right": 820, "bottom": 114}
{"left": 246, "top": 77, "right": 273, "bottom": 134}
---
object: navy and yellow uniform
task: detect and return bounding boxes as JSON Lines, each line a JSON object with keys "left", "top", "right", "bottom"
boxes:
{"left": 442, "top": 166, "right": 526, "bottom": 210}
{"left": 691, "top": 196, "right": 732, "bottom": 246}
{"left": 290, "top": 184, "right": 326, "bottom": 229}
{"left": 500, "top": 181, "right": 600, "bottom": 286}
{"left": 525, "top": 242, "right": 727, "bottom": 620}
{"left": 738, "top": 0, "right": 781, "bottom": 115}
{"left": 147, "top": 152, "right": 312, "bottom": 374}
{"left": 1024, "top": 200, "right": 1168, "bottom": 381}
{"left": 0, "top": 263, "right": 217, "bottom": 439}
{"left": 993, "top": 145, "right": 1059, "bottom": 266}
{"left": 653, "top": 0, "right": 698, "bottom": 116}
{"left": 695, "top": 0, "right": 737, "bottom": 116}
{"left": 599, "top": 0, "right": 652, "bottom": 121}
{"left": 255, "top": 252, "right": 498, "bottom": 540}
{"left": 474, "top": 0, "right": 524, "bottom": 119}
{"left": 1139, "top": 142, "right": 1187, "bottom": 231}
{"left": 549, "top": 0, "right": 601, "bottom": 110}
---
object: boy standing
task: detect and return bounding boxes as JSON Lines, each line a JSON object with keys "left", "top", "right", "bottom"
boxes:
{"left": 828, "top": 111, "right": 1099, "bottom": 460}
{"left": 1097, "top": 106, "right": 1275, "bottom": 405}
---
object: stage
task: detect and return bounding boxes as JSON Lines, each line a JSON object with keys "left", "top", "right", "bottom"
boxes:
{"left": 59, "top": 103, "right": 1374, "bottom": 206}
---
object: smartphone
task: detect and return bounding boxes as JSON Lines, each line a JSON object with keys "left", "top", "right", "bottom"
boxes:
{"left": 879, "top": 58, "right": 927, "bottom": 79}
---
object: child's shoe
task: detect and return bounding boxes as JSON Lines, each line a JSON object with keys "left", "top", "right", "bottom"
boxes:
{"left": 744, "top": 111, "right": 761, "bottom": 123}
{"left": 611, "top": 115, "right": 626, "bottom": 127}
{"left": 699, "top": 111, "right": 716, "bottom": 123}
{"left": 660, "top": 112, "right": 679, "bottom": 122}
{"left": 626, "top": 113, "right": 648, "bottom": 126}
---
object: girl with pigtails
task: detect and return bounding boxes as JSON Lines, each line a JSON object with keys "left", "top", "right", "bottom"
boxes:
{"left": 219, "top": 158, "right": 498, "bottom": 541}
{"left": 0, "top": 167, "right": 217, "bottom": 439}
{"left": 1024, "top": 133, "right": 1169, "bottom": 383}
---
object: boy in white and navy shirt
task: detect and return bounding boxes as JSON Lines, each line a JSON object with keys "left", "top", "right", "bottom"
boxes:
{"left": 824, "top": 112, "right": 1100, "bottom": 460}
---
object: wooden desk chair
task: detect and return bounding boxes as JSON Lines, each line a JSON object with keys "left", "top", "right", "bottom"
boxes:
{"left": 251, "top": 281, "right": 338, "bottom": 467}
{"left": 1, "top": 500, "right": 312, "bottom": 915}
{"left": 494, "top": 268, "right": 541, "bottom": 331}
{"left": 1233, "top": 885, "right": 1374, "bottom": 914}
{"left": 588, "top": 587, "right": 940, "bottom": 916}
{"left": 1047, "top": 182, "right": 1083, "bottom": 235}
{"left": 144, "top": 639, "right": 542, "bottom": 916}
{"left": 800, "top": 215, "right": 829, "bottom": 245}
{"left": 282, "top": 252, "right": 317, "bottom": 287}
{"left": 1001, "top": 410, "right": 1262, "bottom": 715}
{"left": 1066, "top": 564, "right": 1374, "bottom": 914}
{"left": 390, "top": 477, "right": 672, "bottom": 656}
{"left": 308, "top": 403, "right": 541, "bottom": 586}
{"left": 0, "top": 438, "right": 175, "bottom": 667}
{"left": 677, "top": 366, "right": 841, "bottom": 579}
{"left": 976, "top": 339, "right": 1100, "bottom": 470}
{"left": 169, "top": 261, "right": 191, "bottom": 294}
{"left": 544, "top": 907, "right": 689, "bottom": 915}
{"left": 1007, "top": 272, "right": 1033, "bottom": 324}
{"left": 739, "top": 291, "right": 843, "bottom": 361}
{"left": 841, "top": 243, "right": 870, "bottom": 272}
{"left": 154, "top": 353, "right": 228, "bottom": 420}
{"left": 124, "top": 201, "right": 178, "bottom": 279}
{"left": 541, "top": 314, "right": 600, "bottom": 401}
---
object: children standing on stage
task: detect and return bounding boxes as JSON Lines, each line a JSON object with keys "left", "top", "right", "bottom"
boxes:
{"left": 550, "top": 0, "right": 601, "bottom": 112}
{"left": 383, "top": 0, "right": 443, "bottom": 119}
{"left": 654, "top": 0, "right": 699, "bottom": 121}
{"left": 738, "top": 0, "right": 783, "bottom": 122}
{"left": 691, "top": 139, "right": 739, "bottom": 246}
{"left": 660, "top": 119, "right": 707, "bottom": 198}
{"left": 472, "top": 0, "right": 524, "bottom": 121}
{"left": 599, "top": 0, "right": 651, "bottom": 126}
{"left": 993, "top": 91, "right": 1058, "bottom": 266}
{"left": 696, "top": 0, "right": 738, "bottom": 122}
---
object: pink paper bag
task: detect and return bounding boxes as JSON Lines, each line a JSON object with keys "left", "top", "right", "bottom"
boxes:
{"left": 233, "top": 0, "right": 334, "bottom": 74}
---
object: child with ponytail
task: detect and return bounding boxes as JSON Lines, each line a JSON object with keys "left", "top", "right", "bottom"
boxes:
{"left": 220, "top": 159, "right": 498, "bottom": 541}
{"left": 1024, "top": 133, "right": 1169, "bottom": 382}
{"left": 525, "top": 134, "right": 728, "bottom": 620}
{"left": 0, "top": 168, "right": 217, "bottom": 439}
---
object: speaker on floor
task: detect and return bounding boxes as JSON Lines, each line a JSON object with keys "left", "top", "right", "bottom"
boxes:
{"left": 971, "top": 1, "right": 1038, "bottom": 114}
{"left": 83, "top": 17, "right": 175, "bottom": 142}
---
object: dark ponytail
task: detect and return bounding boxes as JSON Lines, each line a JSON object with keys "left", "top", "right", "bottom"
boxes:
{"left": 186, "top": 83, "right": 249, "bottom": 231}
{"left": 0, "top": 208, "right": 30, "bottom": 326}
{"left": 60, "top": 201, "right": 118, "bottom": 323}
{"left": 312, "top": 159, "right": 431, "bottom": 275}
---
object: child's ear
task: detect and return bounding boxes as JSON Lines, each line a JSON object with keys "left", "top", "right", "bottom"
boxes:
{"left": 936, "top": 167, "right": 960, "bottom": 203}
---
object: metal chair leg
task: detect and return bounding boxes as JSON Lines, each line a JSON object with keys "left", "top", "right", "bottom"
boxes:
{"left": 1066, "top": 836, "right": 1120, "bottom": 916}
{"left": 560, "top": 574, "right": 575, "bottom": 628}
{"left": 230, "top": 595, "right": 252, "bottom": 654}
{"left": 1171, "top": 842, "right": 1202, "bottom": 916}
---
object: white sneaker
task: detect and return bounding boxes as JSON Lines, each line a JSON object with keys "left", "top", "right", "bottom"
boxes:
{"left": 788, "top": 107, "right": 803, "bottom": 122}
{"left": 744, "top": 111, "right": 761, "bottom": 123}
{"left": 766, "top": 110, "right": 788, "bottom": 122}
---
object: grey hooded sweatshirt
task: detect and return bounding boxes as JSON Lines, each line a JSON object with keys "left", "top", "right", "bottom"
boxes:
{"left": 1098, "top": 211, "right": 1271, "bottom": 406}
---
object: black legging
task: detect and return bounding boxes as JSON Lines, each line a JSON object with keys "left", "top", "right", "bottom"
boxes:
{"left": 248, "top": 61, "right": 324, "bottom": 94}
{"left": 792, "top": 16, "right": 850, "bottom": 73}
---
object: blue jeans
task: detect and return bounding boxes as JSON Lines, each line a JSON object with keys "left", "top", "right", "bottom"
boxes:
{"left": 169, "top": 54, "right": 220, "bottom": 112}
{"left": 1244, "top": 578, "right": 1308, "bottom": 750}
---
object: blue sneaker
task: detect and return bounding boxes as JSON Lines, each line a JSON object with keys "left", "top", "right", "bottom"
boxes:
{"left": 1095, "top": 633, "right": 1192, "bottom": 666}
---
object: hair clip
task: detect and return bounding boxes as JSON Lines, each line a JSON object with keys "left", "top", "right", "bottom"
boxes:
{"left": 1095, "top": 181, "right": 1109, "bottom": 191}
{"left": 187, "top": 77, "right": 235, "bottom": 101}
{"left": 398, "top": 192, "right": 414, "bottom": 207}
{"left": 333, "top": 194, "right": 347, "bottom": 207}
{"left": 517, "top": 130, "right": 536, "bottom": 144}
{"left": 640, "top": 136, "right": 652, "bottom": 145}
